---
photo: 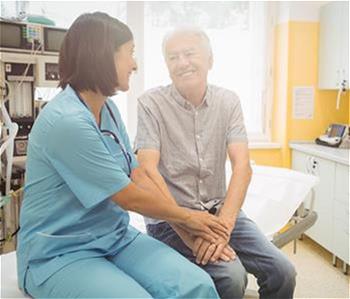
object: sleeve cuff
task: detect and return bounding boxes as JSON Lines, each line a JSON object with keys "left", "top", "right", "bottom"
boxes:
{"left": 227, "top": 136, "right": 248, "bottom": 144}
{"left": 81, "top": 177, "right": 131, "bottom": 209}
{"left": 134, "top": 142, "right": 160, "bottom": 153}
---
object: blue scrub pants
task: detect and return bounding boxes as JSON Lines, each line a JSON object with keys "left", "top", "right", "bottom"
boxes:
{"left": 25, "top": 233, "right": 219, "bottom": 298}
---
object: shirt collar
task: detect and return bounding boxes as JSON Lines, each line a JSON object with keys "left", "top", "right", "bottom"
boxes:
{"left": 64, "top": 84, "right": 86, "bottom": 107}
{"left": 170, "top": 84, "right": 212, "bottom": 110}
{"left": 65, "top": 83, "right": 110, "bottom": 113}
{"left": 65, "top": 84, "right": 76, "bottom": 98}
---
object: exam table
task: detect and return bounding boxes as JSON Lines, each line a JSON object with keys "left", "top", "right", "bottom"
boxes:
{"left": 0, "top": 165, "right": 318, "bottom": 298}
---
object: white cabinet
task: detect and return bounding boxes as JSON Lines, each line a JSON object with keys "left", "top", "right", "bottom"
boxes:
{"left": 292, "top": 151, "right": 335, "bottom": 251}
{"left": 333, "top": 163, "right": 349, "bottom": 263}
{"left": 318, "top": 1, "right": 349, "bottom": 90}
{"left": 291, "top": 147, "right": 349, "bottom": 267}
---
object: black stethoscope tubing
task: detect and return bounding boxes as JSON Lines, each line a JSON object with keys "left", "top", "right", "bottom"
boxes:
{"left": 74, "top": 90, "right": 132, "bottom": 177}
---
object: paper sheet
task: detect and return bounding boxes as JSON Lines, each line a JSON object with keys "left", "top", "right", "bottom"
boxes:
{"left": 293, "top": 86, "right": 314, "bottom": 119}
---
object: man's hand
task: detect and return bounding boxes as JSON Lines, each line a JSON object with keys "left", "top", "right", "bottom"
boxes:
{"left": 208, "top": 237, "right": 236, "bottom": 264}
{"left": 218, "top": 213, "right": 236, "bottom": 234}
{"left": 193, "top": 214, "right": 237, "bottom": 265}
{"left": 172, "top": 209, "right": 238, "bottom": 266}
{"left": 177, "top": 209, "right": 230, "bottom": 243}
{"left": 193, "top": 238, "right": 215, "bottom": 265}
{"left": 172, "top": 225, "right": 235, "bottom": 265}
{"left": 192, "top": 237, "right": 236, "bottom": 265}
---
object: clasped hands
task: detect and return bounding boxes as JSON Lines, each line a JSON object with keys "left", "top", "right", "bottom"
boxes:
{"left": 178, "top": 210, "right": 236, "bottom": 265}
{"left": 192, "top": 235, "right": 235, "bottom": 265}
{"left": 192, "top": 216, "right": 236, "bottom": 265}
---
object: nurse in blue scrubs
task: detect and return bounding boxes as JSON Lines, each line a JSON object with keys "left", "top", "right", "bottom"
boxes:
{"left": 16, "top": 12, "right": 229, "bottom": 298}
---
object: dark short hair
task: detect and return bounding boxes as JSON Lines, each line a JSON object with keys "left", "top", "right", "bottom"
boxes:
{"left": 59, "top": 12, "right": 133, "bottom": 96}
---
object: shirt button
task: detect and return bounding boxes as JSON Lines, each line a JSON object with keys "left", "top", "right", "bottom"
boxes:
{"left": 195, "top": 111, "right": 198, "bottom": 116}
{"left": 196, "top": 134, "right": 200, "bottom": 139}
{"left": 199, "top": 180, "right": 203, "bottom": 184}
{"left": 199, "top": 158, "right": 203, "bottom": 162}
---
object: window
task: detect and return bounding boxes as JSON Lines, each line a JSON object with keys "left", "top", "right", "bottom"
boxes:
{"left": 143, "top": 2, "right": 275, "bottom": 141}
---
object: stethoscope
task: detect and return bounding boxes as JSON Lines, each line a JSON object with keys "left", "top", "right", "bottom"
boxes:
{"left": 74, "top": 90, "right": 132, "bottom": 177}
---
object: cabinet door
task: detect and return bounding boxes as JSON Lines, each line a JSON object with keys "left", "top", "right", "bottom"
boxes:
{"left": 292, "top": 150, "right": 335, "bottom": 252}
{"left": 333, "top": 164, "right": 349, "bottom": 263}
{"left": 318, "top": 2, "right": 349, "bottom": 89}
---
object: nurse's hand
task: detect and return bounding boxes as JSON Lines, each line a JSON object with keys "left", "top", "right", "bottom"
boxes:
{"left": 178, "top": 209, "right": 230, "bottom": 243}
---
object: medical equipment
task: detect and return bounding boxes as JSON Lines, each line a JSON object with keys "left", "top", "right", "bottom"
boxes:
{"left": 1, "top": 54, "right": 61, "bottom": 157}
{"left": 0, "top": 102, "right": 19, "bottom": 248}
{"left": 0, "top": 19, "right": 66, "bottom": 158}
{"left": 4, "top": 61, "right": 35, "bottom": 156}
{"left": 0, "top": 20, "right": 66, "bottom": 256}
{"left": 0, "top": 102, "right": 18, "bottom": 192}
{"left": 75, "top": 91, "right": 132, "bottom": 177}
{"left": 315, "top": 123, "right": 349, "bottom": 148}
{"left": 0, "top": 20, "right": 66, "bottom": 54}
{"left": 0, "top": 188, "right": 23, "bottom": 250}
{"left": 0, "top": 53, "right": 59, "bottom": 225}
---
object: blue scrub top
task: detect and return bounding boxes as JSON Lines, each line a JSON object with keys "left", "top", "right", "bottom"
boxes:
{"left": 16, "top": 85, "right": 140, "bottom": 290}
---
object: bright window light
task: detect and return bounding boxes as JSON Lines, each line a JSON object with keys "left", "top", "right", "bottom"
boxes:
{"left": 144, "top": 2, "right": 273, "bottom": 139}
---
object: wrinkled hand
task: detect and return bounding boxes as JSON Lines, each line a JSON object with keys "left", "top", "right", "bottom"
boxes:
{"left": 178, "top": 210, "right": 229, "bottom": 243}
{"left": 200, "top": 214, "right": 236, "bottom": 264}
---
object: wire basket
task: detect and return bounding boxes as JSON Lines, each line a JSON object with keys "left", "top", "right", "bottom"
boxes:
{"left": 0, "top": 187, "right": 23, "bottom": 253}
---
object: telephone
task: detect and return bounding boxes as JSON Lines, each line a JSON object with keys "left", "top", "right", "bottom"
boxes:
{"left": 315, "top": 124, "right": 348, "bottom": 148}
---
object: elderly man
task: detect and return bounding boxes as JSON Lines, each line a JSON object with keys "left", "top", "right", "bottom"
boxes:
{"left": 134, "top": 28, "right": 296, "bottom": 299}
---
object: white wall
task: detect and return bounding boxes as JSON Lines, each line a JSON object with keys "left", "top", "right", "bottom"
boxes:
{"left": 126, "top": 2, "right": 144, "bottom": 143}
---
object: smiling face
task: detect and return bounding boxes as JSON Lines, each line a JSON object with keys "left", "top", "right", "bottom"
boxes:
{"left": 164, "top": 32, "right": 213, "bottom": 93}
{"left": 114, "top": 40, "right": 137, "bottom": 92}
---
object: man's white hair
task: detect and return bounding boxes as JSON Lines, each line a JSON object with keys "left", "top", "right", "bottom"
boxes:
{"left": 162, "top": 27, "right": 213, "bottom": 58}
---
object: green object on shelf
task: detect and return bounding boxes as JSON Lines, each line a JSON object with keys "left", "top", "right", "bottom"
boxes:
{"left": 0, "top": 187, "right": 23, "bottom": 208}
{"left": 0, "top": 195, "right": 11, "bottom": 208}
{"left": 27, "top": 15, "right": 55, "bottom": 26}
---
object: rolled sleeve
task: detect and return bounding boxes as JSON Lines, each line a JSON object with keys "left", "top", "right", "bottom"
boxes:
{"left": 226, "top": 96, "right": 248, "bottom": 144}
{"left": 44, "top": 114, "right": 131, "bottom": 209}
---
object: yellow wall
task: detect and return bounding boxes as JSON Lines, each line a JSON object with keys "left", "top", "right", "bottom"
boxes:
{"left": 250, "top": 149, "right": 283, "bottom": 167}
{"left": 250, "top": 21, "right": 349, "bottom": 168}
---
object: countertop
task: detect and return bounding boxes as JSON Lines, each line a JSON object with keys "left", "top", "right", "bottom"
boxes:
{"left": 289, "top": 142, "right": 349, "bottom": 166}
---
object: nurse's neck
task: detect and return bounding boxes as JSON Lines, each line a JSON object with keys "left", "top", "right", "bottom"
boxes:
{"left": 79, "top": 90, "right": 106, "bottom": 126}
